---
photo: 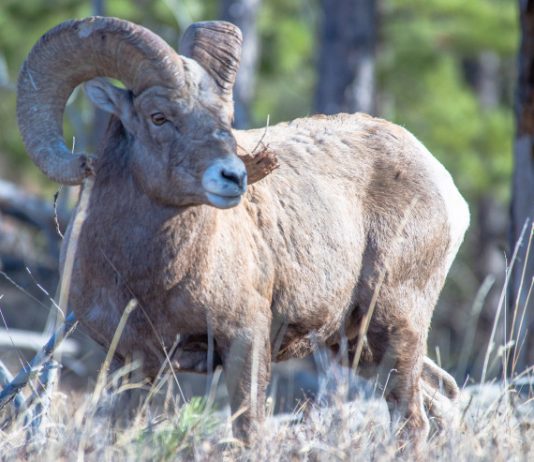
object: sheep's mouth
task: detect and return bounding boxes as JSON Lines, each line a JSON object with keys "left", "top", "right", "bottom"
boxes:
{"left": 201, "top": 158, "right": 247, "bottom": 209}
{"left": 205, "top": 191, "right": 243, "bottom": 209}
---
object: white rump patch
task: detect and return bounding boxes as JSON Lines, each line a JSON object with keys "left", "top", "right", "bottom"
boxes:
{"left": 411, "top": 134, "right": 470, "bottom": 270}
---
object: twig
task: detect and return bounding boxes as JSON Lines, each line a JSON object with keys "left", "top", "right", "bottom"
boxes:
{"left": 0, "top": 312, "right": 77, "bottom": 410}
{"left": 511, "top": 223, "right": 534, "bottom": 372}
{"left": 0, "top": 178, "right": 67, "bottom": 235}
{"left": 76, "top": 300, "right": 137, "bottom": 462}
{"left": 509, "top": 221, "right": 533, "bottom": 342}
{"left": 252, "top": 114, "right": 270, "bottom": 155}
{"left": 99, "top": 249, "right": 187, "bottom": 411}
{"left": 25, "top": 266, "right": 65, "bottom": 320}
{"left": 91, "top": 299, "right": 137, "bottom": 406}
{"left": 481, "top": 220, "right": 529, "bottom": 384}
{"left": 53, "top": 187, "right": 65, "bottom": 239}
{"left": 58, "top": 178, "right": 93, "bottom": 318}
{"left": 0, "top": 272, "right": 54, "bottom": 318}
{"left": 456, "top": 275, "right": 495, "bottom": 378}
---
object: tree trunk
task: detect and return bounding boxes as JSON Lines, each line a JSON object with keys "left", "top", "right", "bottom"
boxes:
{"left": 314, "top": 0, "right": 377, "bottom": 115}
{"left": 511, "top": 0, "right": 534, "bottom": 372}
{"left": 220, "top": 0, "right": 262, "bottom": 129}
{"left": 92, "top": 0, "right": 105, "bottom": 16}
{"left": 464, "top": 52, "right": 508, "bottom": 379}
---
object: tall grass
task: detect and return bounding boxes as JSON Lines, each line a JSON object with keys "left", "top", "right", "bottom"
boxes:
{"left": 0, "top": 359, "right": 532, "bottom": 461}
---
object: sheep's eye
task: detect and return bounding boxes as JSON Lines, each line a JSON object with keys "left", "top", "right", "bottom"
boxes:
{"left": 151, "top": 113, "right": 167, "bottom": 126}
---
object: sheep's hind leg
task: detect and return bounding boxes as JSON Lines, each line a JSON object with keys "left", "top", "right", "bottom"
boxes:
{"left": 420, "top": 357, "right": 460, "bottom": 432}
{"left": 342, "top": 314, "right": 430, "bottom": 453}
{"left": 375, "top": 319, "right": 461, "bottom": 442}
{"left": 379, "top": 324, "right": 430, "bottom": 455}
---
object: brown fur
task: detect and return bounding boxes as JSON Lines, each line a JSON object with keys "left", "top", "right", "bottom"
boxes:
{"left": 61, "top": 112, "right": 469, "bottom": 451}
{"left": 17, "top": 18, "right": 470, "bottom": 452}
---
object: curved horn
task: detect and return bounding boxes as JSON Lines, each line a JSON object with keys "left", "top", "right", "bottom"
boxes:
{"left": 17, "top": 16, "right": 183, "bottom": 184}
{"left": 180, "top": 21, "right": 242, "bottom": 101}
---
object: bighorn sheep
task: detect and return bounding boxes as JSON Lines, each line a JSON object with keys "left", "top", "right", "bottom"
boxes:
{"left": 17, "top": 17, "right": 469, "bottom": 450}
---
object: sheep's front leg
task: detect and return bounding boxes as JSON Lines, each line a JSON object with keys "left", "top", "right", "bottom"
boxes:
{"left": 219, "top": 325, "right": 271, "bottom": 443}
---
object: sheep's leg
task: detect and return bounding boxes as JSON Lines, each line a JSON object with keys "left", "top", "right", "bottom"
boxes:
{"left": 219, "top": 326, "right": 271, "bottom": 443}
{"left": 380, "top": 326, "right": 429, "bottom": 455}
{"left": 343, "top": 318, "right": 429, "bottom": 455}
{"left": 369, "top": 310, "right": 459, "bottom": 449}
{"left": 421, "top": 380, "right": 457, "bottom": 432}
{"left": 420, "top": 356, "right": 460, "bottom": 431}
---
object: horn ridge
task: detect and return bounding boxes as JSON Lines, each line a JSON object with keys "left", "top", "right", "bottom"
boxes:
{"left": 17, "top": 16, "right": 183, "bottom": 184}
{"left": 180, "top": 21, "right": 242, "bottom": 98}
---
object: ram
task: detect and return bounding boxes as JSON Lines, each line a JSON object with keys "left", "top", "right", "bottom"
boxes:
{"left": 16, "top": 17, "right": 469, "bottom": 450}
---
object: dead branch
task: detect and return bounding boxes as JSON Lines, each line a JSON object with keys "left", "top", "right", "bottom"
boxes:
{"left": 0, "top": 361, "right": 25, "bottom": 413}
{"left": 251, "top": 114, "right": 270, "bottom": 155}
{"left": 0, "top": 360, "right": 27, "bottom": 430}
{"left": 0, "top": 312, "right": 77, "bottom": 410}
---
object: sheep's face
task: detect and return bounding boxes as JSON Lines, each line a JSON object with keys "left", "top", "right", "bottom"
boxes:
{"left": 84, "top": 71, "right": 247, "bottom": 209}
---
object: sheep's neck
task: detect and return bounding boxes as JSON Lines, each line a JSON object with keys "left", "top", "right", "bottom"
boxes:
{"left": 87, "top": 163, "right": 217, "bottom": 299}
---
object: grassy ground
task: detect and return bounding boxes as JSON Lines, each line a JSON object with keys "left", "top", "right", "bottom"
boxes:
{"left": 1, "top": 361, "right": 533, "bottom": 461}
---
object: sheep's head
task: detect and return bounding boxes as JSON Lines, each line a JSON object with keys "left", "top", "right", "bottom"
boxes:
{"left": 17, "top": 17, "right": 275, "bottom": 208}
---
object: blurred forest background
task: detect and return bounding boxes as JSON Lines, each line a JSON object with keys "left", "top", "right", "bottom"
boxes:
{"left": 0, "top": 0, "right": 532, "bottom": 399}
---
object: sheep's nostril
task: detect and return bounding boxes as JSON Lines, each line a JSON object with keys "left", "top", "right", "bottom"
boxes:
{"left": 221, "top": 169, "right": 246, "bottom": 189}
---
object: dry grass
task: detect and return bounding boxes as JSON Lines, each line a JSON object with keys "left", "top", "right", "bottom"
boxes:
{"left": 0, "top": 358, "right": 533, "bottom": 461}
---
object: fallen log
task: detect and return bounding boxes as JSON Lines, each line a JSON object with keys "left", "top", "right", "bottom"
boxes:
{"left": 0, "top": 327, "right": 79, "bottom": 356}
{"left": 0, "top": 179, "right": 67, "bottom": 233}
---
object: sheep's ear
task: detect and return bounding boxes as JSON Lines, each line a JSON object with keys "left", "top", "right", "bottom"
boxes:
{"left": 180, "top": 21, "right": 242, "bottom": 101}
{"left": 84, "top": 78, "right": 133, "bottom": 122}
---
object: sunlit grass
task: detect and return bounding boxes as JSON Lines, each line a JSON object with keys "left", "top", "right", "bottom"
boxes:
{"left": 0, "top": 352, "right": 533, "bottom": 461}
